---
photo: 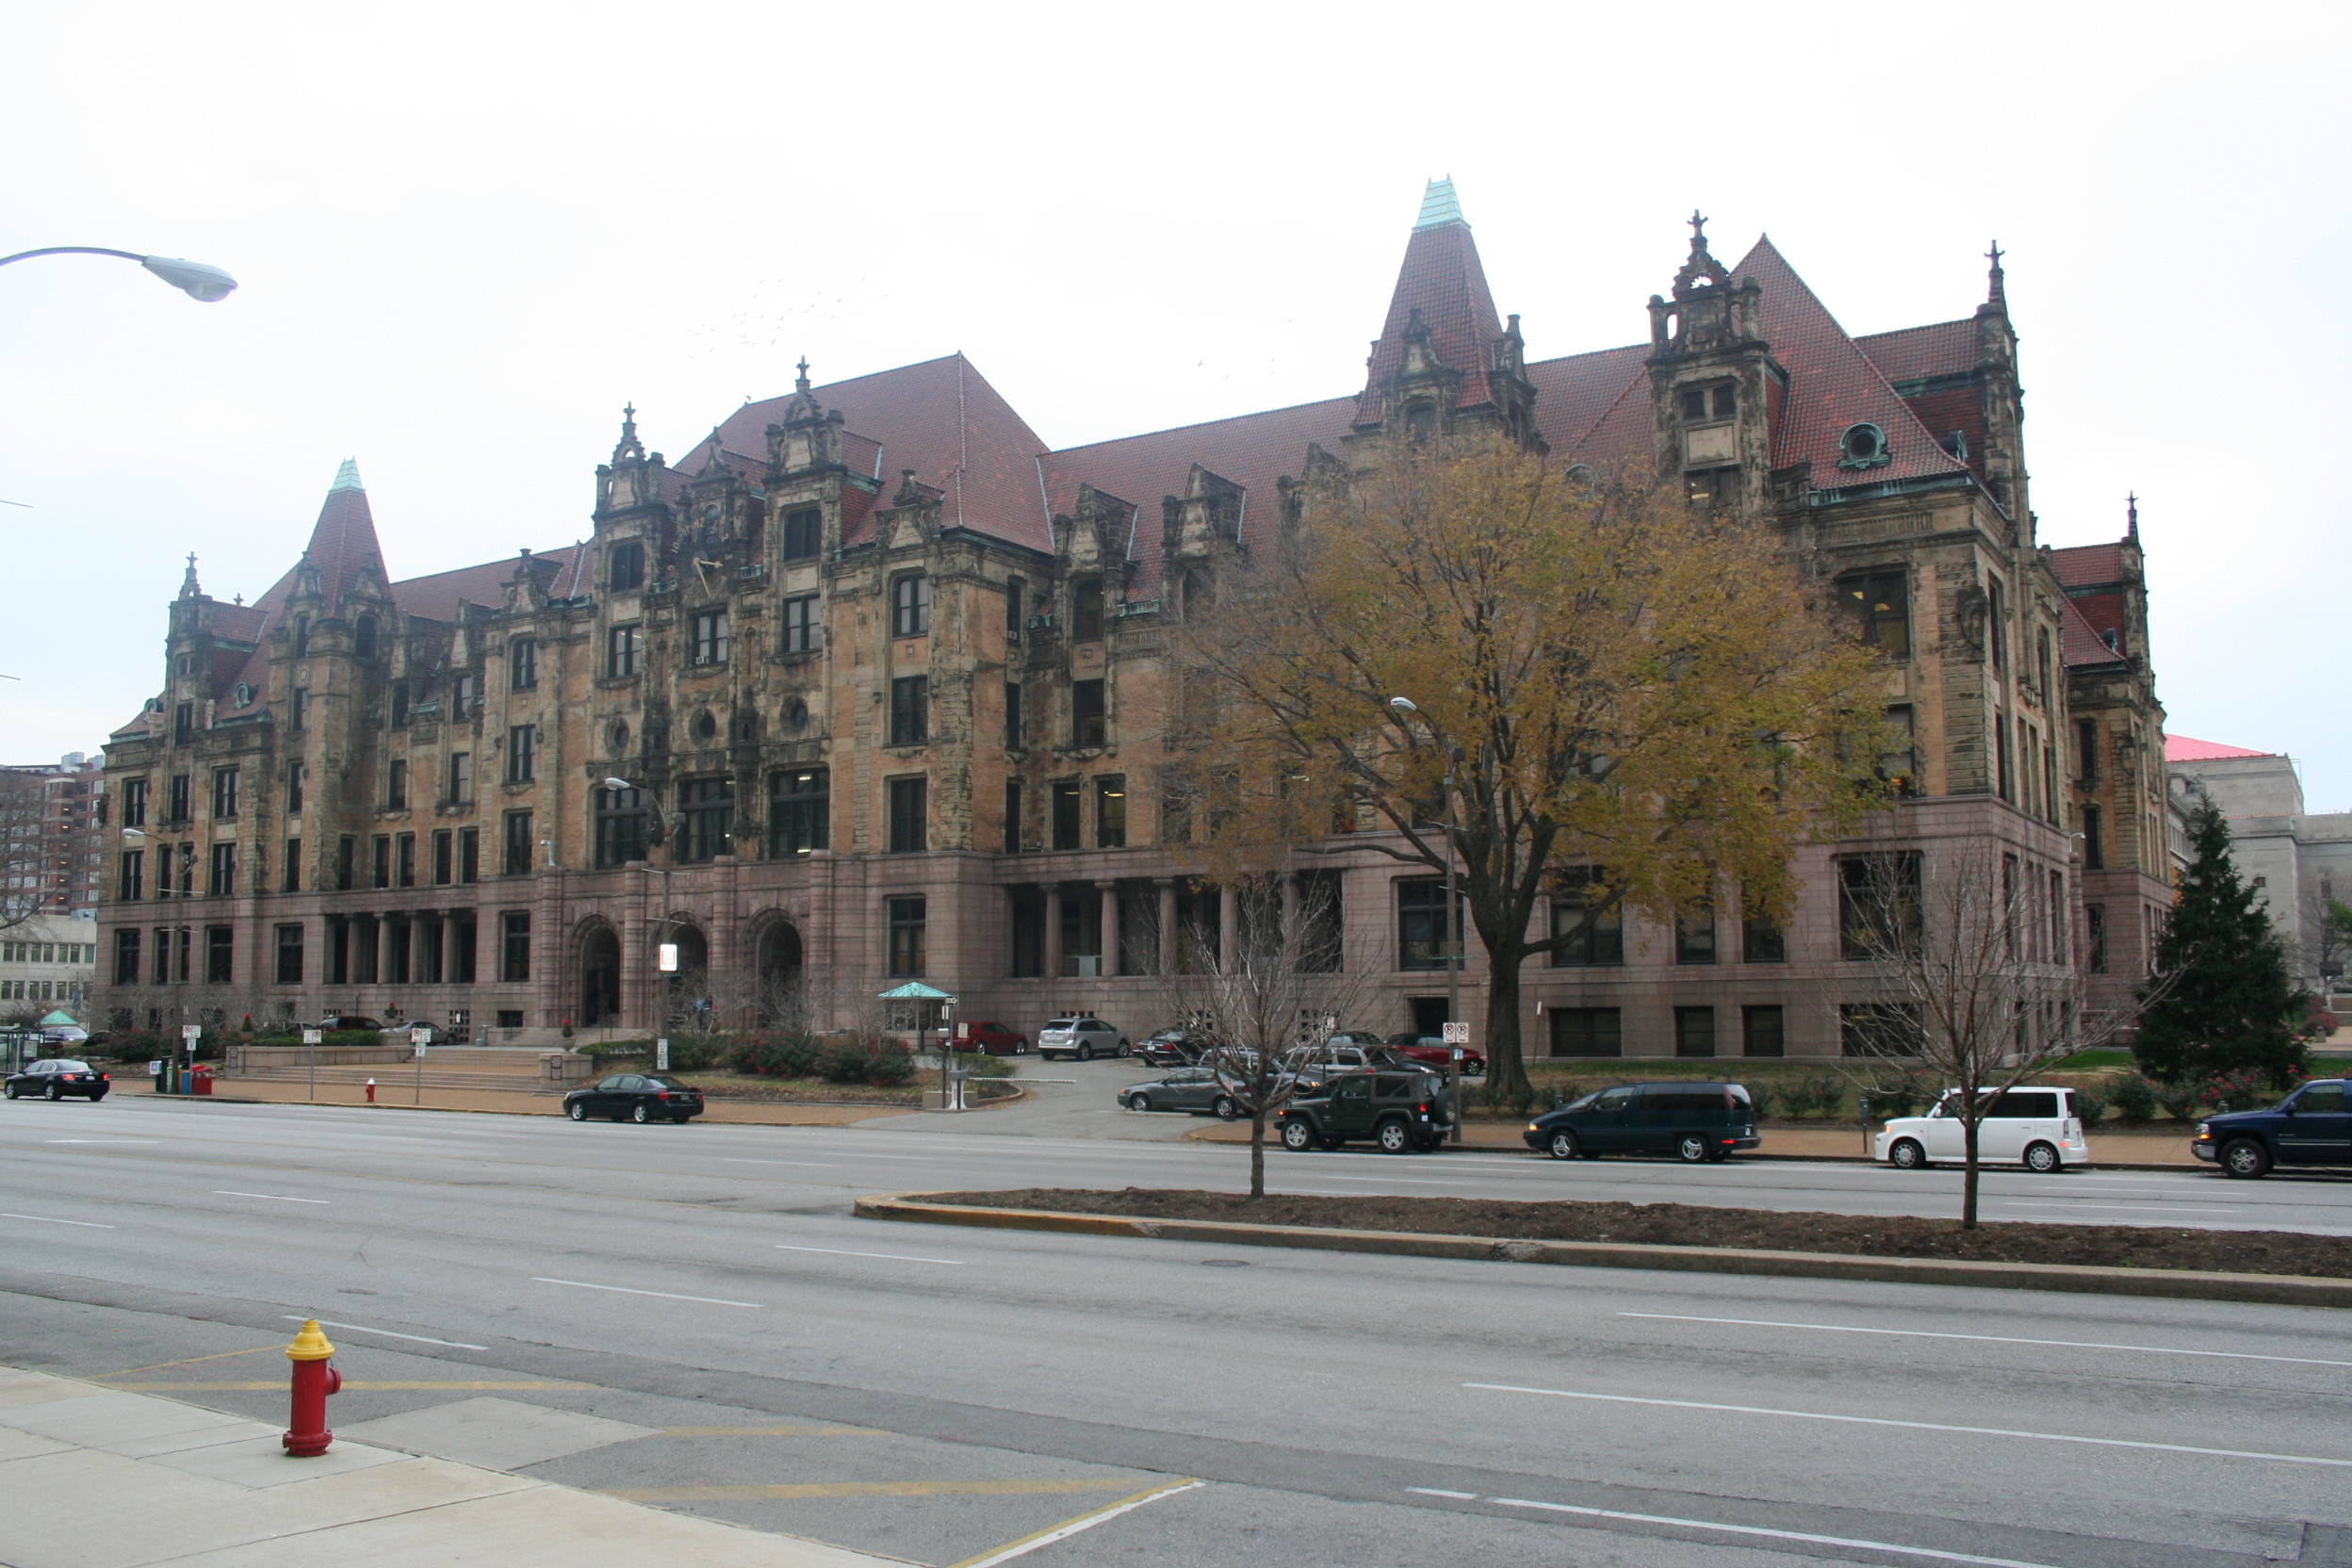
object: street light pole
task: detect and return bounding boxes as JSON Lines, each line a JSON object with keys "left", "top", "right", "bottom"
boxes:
{"left": 0, "top": 247, "right": 237, "bottom": 302}
{"left": 1391, "top": 696, "right": 1464, "bottom": 1145}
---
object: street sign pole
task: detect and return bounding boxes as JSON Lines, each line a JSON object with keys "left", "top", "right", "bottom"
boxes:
{"left": 411, "top": 1026, "right": 432, "bottom": 1104}
{"left": 180, "top": 1023, "right": 201, "bottom": 1096}
{"left": 303, "top": 1027, "right": 321, "bottom": 1101}
{"left": 1442, "top": 1021, "right": 1470, "bottom": 1147}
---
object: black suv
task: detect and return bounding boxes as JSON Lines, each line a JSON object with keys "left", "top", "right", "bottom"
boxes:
{"left": 1279, "top": 1070, "right": 1452, "bottom": 1152}
{"left": 2193, "top": 1079, "right": 2352, "bottom": 1177}
{"left": 1524, "top": 1082, "right": 1758, "bottom": 1163}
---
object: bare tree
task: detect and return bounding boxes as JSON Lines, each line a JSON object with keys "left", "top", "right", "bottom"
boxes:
{"left": 0, "top": 773, "right": 56, "bottom": 934}
{"left": 2303, "top": 891, "right": 2352, "bottom": 998}
{"left": 1838, "top": 840, "right": 2167, "bottom": 1227}
{"left": 1144, "top": 871, "right": 1371, "bottom": 1199}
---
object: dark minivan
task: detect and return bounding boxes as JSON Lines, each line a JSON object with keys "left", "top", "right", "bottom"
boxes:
{"left": 1524, "top": 1082, "right": 1758, "bottom": 1163}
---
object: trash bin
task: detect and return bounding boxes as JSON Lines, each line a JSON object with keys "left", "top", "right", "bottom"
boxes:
{"left": 192, "top": 1065, "right": 215, "bottom": 1096}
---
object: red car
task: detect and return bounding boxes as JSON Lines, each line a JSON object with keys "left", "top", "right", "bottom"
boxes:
{"left": 956, "top": 1021, "right": 1029, "bottom": 1056}
{"left": 1384, "top": 1033, "right": 1487, "bottom": 1078}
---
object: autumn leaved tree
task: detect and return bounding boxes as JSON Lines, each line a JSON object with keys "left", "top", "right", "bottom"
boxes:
{"left": 1173, "top": 433, "right": 1891, "bottom": 1095}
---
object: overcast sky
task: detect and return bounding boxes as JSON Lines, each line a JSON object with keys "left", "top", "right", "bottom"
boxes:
{"left": 5, "top": 3, "right": 2344, "bottom": 801}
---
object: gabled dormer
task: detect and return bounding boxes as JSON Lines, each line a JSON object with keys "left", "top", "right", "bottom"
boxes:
{"left": 1645, "top": 213, "right": 1779, "bottom": 514}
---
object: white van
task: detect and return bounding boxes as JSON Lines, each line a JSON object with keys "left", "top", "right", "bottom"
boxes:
{"left": 1874, "top": 1086, "right": 2091, "bottom": 1173}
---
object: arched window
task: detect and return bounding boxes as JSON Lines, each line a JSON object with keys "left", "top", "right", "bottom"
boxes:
{"left": 1838, "top": 423, "right": 1890, "bottom": 469}
{"left": 352, "top": 615, "right": 378, "bottom": 659}
{"left": 1072, "top": 579, "right": 1106, "bottom": 641}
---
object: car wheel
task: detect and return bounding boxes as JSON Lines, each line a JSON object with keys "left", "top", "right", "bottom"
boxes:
{"left": 631, "top": 1102, "right": 651, "bottom": 1124}
{"left": 1281, "top": 1119, "right": 1316, "bottom": 1152}
{"left": 1377, "top": 1119, "right": 1413, "bottom": 1154}
{"left": 1888, "top": 1137, "right": 1925, "bottom": 1169}
{"left": 1077, "top": 1043, "right": 1094, "bottom": 1062}
{"left": 1547, "top": 1130, "right": 1580, "bottom": 1161}
{"left": 2221, "top": 1137, "right": 2271, "bottom": 1178}
{"left": 3, "top": 1084, "right": 17, "bottom": 1101}
{"left": 1128, "top": 1094, "right": 1152, "bottom": 1115}
{"left": 2023, "top": 1140, "right": 2062, "bottom": 1174}
{"left": 90, "top": 1091, "right": 106, "bottom": 1103}
{"left": 1118, "top": 1039, "right": 1132, "bottom": 1058}
{"left": 1676, "top": 1135, "right": 1708, "bottom": 1163}
{"left": 45, "top": 1083, "right": 62, "bottom": 1101}
{"left": 567, "top": 1102, "right": 587, "bottom": 1120}
{"left": 1212, "top": 1096, "right": 1238, "bottom": 1121}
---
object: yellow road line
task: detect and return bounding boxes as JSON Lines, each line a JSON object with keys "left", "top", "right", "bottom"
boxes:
{"left": 106, "top": 1380, "right": 593, "bottom": 1391}
{"left": 90, "top": 1346, "right": 285, "bottom": 1380}
{"left": 605, "top": 1478, "right": 1148, "bottom": 1502}
{"left": 660, "top": 1426, "right": 890, "bottom": 1437}
{"left": 950, "top": 1478, "right": 1205, "bottom": 1568}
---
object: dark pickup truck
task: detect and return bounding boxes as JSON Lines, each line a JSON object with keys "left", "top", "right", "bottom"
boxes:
{"left": 2194, "top": 1079, "right": 2352, "bottom": 1177}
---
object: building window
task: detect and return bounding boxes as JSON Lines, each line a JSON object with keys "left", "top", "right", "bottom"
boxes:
{"left": 114, "top": 929, "right": 140, "bottom": 985}
{"left": 1985, "top": 577, "right": 2009, "bottom": 671}
{"left": 678, "top": 777, "right": 734, "bottom": 862}
{"left": 1880, "top": 705, "right": 1919, "bottom": 796}
{"left": 1004, "top": 778, "right": 1023, "bottom": 852}
{"left": 386, "top": 759, "right": 407, "bottom": 809}
{"left": 1072, "top": 679, "right": 1106, "bottom": 748}
{"left": 1549, "top": 1007, "right": 1621, "bottom": 1058}
{"left": 783, "top": 596, "right": 821, "bottom": 652}
{"left": 1052, "top": 779, "right": 1082, "bottom": 850}
{"left": 2083, "top": 804, "right": 2104, "bottom": 871}
{"left": 204, "top": 925, "right": 234, "bottom": 984}
{"left": 390, "top": 683, "right": 410, "bottom": 727}
{"left": 1838, "top": 422, "right": 1889, "bottom": 468}
{"left": 211, "top": 767, "right": 239, "bottom": 819}
{"left": 1679, "top": 384, "right": 1736, "bottom": 421}
{"left": 782, "top": 507, "right": 821, "bottom": 560}
{"left": 608, "top": 624, "right": 641, "bottom": 678}
{"left": 503, "top": 811, "right": 533, "bottom": 875}
{"left": 1839, "top": 854, "right": 1922, "bottom": 958}
{"left": 122, "top": 778, "right": 147, "bottom": 828}
{"left": 459, "top": 826, "right": 480, "bottom": 884}
{"left": 397, "top": 833, "right": 416, "bottom": 888}
{"left": 1550, "top": 869, "right": 1623, "bottom": 966}
{"left": 283, "top": 761, "right": 304, "bottom": 816}
{"left": 2077, "top": 719, "right": 2099, "bottom": 780}
{"left": 691, "top": 609, "right": 730, "bottom": 665}
{"left": 291, "top": 690, "right": 308, "bottom": 729}
{"left": 500, "top": 911, "right": 531, "bottom": 982}
{"left": 450, "top": 752, "right": 472, "bottom": 804}
{"left": 891, "top": 575, "right": 930, "bottom": 637}
{"left": 433, "top": 829, "right": 452, "bottom": 885}
{"left": 768, "top": 769, "right": 828, "bottom": 857}
{"left": 353, "top": 616, "right": 379, "bottom": 659}
{"left": 609, "top": 538, "right": 645, "bottom": 592}
{"left": 1004, "top": 681, "right": 1023, "bottom": 748}
{"left": 890, "top": 676, "right": 929, "bottom": 746}
{"left": 2087, "top": 905, "right": 2108, "bottom": 972}
{"left": 596, "top": 786, "right": 647, "bottom": 867}
{"left": 1674, "top": 905, "right": 1717, "bottom": 965}
{"left": 1674, "top": 1005, "right": 1717, "bottom": 1057}
{"left": 336, "top": 836, "right": 355, "bottom": 891}
{"left": 173, "top": 701, "right": 194, "bottom": 746}
{"left": 888, "top": 895, "right": 926, "bottom": 976}
{"left": 452, "top": 672, "right": 475, "bottom": 715}
{"left": 1841, "top": 1003, "right": 1923, "bottom": 1056}
{"left": 887, "top": 776, "right": 927, "bottom": 853}
{"left": 1837, "top": 572, "right": 1909, "bottom": 658}
{"left": 119, "top": 850, "right": 144, "bottom": 902}
{"left": 1742, "top": 1004, "right": 1785, "bottom": 1057}
{"left": 1073, "top": 579, "right": 1106, "bottom": 641}
{"left": 274, "top": 924, "right": 303, "bottom": 985}
{"left": 1005, "top": 578, "right": 1024, "bottom": 635}
{"left": 168, "top": 773, "right": 191, "bottom": 824}
{"left": 1096, "top": 776, "right": 1127, "bottom": 848}
{"left": 1741, "top": 908, "right": 1786, "bottom": 963}
{"left": 510, "top": 637, "right": 538, "bottom": 690}
{"left": 373, "top": 835, "right": 392, "bottom": 889}
{"left": 507, "top": 726, "right": 536, "bottom": 783}
{"left": 208, "top": 842, "right": 236, "bottom": 897}
{"left": 1995, "top": 714, "right": 2012, "bottom": 802}
{"left": 1398, "top": 878, "right": 1462, "bottom": 971}
{"left": 2050, "top": 869, "right": 2067, "bottom": 964}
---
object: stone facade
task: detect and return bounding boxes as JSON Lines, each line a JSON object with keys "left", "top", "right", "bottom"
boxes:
{"left": 91, "top": 182, "right": 2156, "bottom": 1056}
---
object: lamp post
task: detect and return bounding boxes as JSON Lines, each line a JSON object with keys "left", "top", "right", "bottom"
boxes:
{"left": 1389, "top": 696, "right": 1462, "bottom": 1145}
{"left": 0, "top": 248, "right": 237, "bottom": 302}
{"left": 605, "top": 778, "right": 684, "bottom": 1033}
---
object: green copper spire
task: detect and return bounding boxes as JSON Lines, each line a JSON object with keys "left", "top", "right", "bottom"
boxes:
{"left": 1413, "top": 176, "right": 1464, "bottom": 230}
{"left": 329, "top": 458, "right": 363, "bottom": 493}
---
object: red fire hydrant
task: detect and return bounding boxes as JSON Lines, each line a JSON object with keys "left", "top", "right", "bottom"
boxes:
{"left": 283, "top": 1319, "right": 341, "bottom": 1456}
{"left": 365, "top": 1078, "right": 377, "bottom": 1104}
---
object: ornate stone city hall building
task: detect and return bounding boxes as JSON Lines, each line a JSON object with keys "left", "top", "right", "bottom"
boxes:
{"left": 94, "top": 182, "right": 2172, "bottom": 1055}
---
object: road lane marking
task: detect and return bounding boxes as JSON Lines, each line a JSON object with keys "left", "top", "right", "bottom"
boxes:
{"left": 1465, "top": 1383, "right": 2352, "bottom": 1467}
{"left": 42, "top": 1138, "right": 159, "bottom": 1143}
{"left": 1996, "top": 1201, "right": 2241, "bottom": 1213}
{"left": 662, "top": 1425, "right": 889, "bottom": 1436}
{"left": 532, "top": 1277, "right": 760, "bottom": 1307}
{"left": 93, "top": 1346, "right": 283, "bottom": 1379}
{"left": 280, "top": 1315, "right": 490, "bottom": 1349}
{"left": 1618, "top": 1313, "right": 2352, "bottom": 1369}
{"left": 215, "top": 1190, "right": 330, "bottom": 1204}
{"left": 1275, "top": 1175, "right": 1477, "bottom": 1186}
{"left": 2, "top": 1212, "right": 113, "bottom": 1228}
{"left": 722, "top": 1158, "right": 842, "bottom": 1168}
{"left": 775, "top": 1243, "right": 964, "bottom": 1265}
{"left": 604, "top": 1477, "right": 1166, "bottom": 1502}
{"left": 950, "top": 1478, "right": 1205, "bottom": 1567}
{"left": 1407, "top": 1491, "right": 2065, "bottom": 1568}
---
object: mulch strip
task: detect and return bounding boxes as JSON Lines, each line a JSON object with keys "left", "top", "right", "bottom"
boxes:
{"left": 920, "top": 1187, "right": 2352, "bottom": 1279}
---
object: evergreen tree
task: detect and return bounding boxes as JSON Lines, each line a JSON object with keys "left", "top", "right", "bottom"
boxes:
{"left": 2134, "top": 801, "right": 2308, "bottom": 1086}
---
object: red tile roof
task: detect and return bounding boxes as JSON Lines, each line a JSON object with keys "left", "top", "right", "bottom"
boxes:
{"left": 2049, "top": 542, "right": 2126, "bottom": 588}
{"left": 1354, "top": 218, "right": 1508, "bottom": 425}
{"left": 2058, "top": 596, "right": 2118, "bottom": 668}
{"left": 2165, "top": 734, "right": 2276, "bottom": 762}
{"left": 300, "top": 482, "right": 389, "bottom": 616}
{"left": 1852, "top": 318, "right": 1978, "bottom": 384}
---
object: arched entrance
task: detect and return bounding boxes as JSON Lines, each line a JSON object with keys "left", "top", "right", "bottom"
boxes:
{"left": 580, "top": 925, "right": 620, "bottom": 1027}
{"left": 662, "top": 924, "right": 710, "bottom": 1032}
{"left": 755, "top": 923, "right": 804, "bottom": 1027}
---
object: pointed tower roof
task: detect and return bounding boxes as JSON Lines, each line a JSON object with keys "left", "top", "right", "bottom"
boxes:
{"left": 330, "top": 457, "right": 364, "bottom": 493}
{"left": 298, "top": 457, "right": 389, "bottom": 614}
{"left": 1357, "top": 180, "right": 1508, "bottom": 424}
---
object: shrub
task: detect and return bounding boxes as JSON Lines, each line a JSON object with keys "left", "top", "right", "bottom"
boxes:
{"left": 819, "top": 1035, "right": 915, "bottom": 1086}
{"left": 729, "top": 1033, "right": 824, "bottom": 1077}
{"left": 2070, "top": 1086, "right": 2110, "bottom": 1127}
{"left": 1790, "top": 1075, "right": 1847, "bottom": 1120}
{"left": 2194, "top": 1066, "right": 2301, "bottom": 1116}
{"left": 2155, "top": 1078, "right": 2203, "bottom": 1123}
{"left": 1744, "top": 1083, "right": 1776, "bottom": 1119}
{"left": 658, "top": 1036, "right": 727, "bottom": 1071}
{"left": 2107, "top": 1073, "right": 2161, "bottom": 1125}
{"left": 866, "top": 1042, "right": 916, "bottom": 1086}
{"left": 580, "top": 1038, "right": 656, "bottom": 1061}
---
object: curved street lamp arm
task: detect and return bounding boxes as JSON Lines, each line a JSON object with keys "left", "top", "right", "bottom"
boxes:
{"left": 0, "top": 247, "right": 147, "bottom": 267}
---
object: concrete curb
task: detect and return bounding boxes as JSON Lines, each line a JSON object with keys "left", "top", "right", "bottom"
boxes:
{"left": 855, "top": 1193, "right": 2352, "bottom": 1309}
{"left": 1177, "top": 1127, "right": 2205, "bottom": 1171}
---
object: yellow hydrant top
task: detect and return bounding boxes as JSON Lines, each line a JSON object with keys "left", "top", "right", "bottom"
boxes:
{"left": 286, "top": 1319, "right": 335, "bottom": 1363}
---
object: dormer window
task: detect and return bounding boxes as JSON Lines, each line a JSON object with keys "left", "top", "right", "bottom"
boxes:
{"left": 353, "top": 616, "right": 379, "bottom": 660}
{"left": 1680, "top": 384, "right": 1737, "bottom": 422}
{"left": 608, "top": 539, "right": 645, "bottom": 593}
{"left": 1838, "top": 423, "right": 1891, "bottom": 469}
{"left": 782, "top": 507, "right": 822, "bottom": 561}
{"left": 1072, "top": 579, "right": 1106, "bottom": 642}
{"left": 232, "top": 683, "right": 253, "bottom": 709}
{"left": 1405, "top": 403, "right": 1436, "bottom": 443}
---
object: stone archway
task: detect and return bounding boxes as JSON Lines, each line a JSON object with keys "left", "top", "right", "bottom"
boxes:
{"left": 579, "top": 924, "right": 621, "bottom": 1027}
{"left": 754, "top": 922, "right": 805, "bottom": 1028}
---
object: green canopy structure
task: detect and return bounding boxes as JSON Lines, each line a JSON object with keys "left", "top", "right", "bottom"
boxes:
{"left": 39, "top": 1010, "right": 77, "bottom": 1027}
{"left": 875, "top": 982, "right": 954, "bottom": 1002}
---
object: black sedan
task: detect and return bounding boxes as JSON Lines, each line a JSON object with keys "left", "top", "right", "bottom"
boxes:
{"left": 1136, "top": 1028, "right": 1213, "bottom": 1068}
{"left": 5, "top": 1059, "right": 111, "bottom": 1102}
{"left": 564, "top": 1072, "right": 704, "bottom": 1124}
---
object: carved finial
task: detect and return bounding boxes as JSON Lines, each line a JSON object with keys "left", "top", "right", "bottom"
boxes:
{"left": 794, "top": 357, "right": 811, "bottom": 393}
{"left": 179, "top": 552, "right": 201, "bottom": 598}
{"left": 2126, "top": 491, "right": 2138, "bottom": 539}
{"left": 612, "top": 404, "right": 645, "bottom": 463}
{"left": 1985, "top": 240, "right": 2007, "bottom": 308}
{"left": 1690, "top": 208, "right": 1708, "bottom": 245}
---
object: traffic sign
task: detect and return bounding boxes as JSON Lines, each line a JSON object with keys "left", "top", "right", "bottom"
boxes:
{"left": 181, "top": 1024, "right": 202, "bottom": 1043}
{"left": 658, "top": 943, "right": 679, "bottom": 973}
{"left": 302, "top": 1028, "right": 322, "bottom": 1046}
{"left": 1442, "top": 1021, "right": 1470, "bottom": 1044}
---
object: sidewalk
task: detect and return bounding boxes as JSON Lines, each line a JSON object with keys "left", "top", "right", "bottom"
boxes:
{"left": 190, "top": 1076, "right": 906, "bottom": 1126}
{"left": 0, "top": 1364, "right": 902, "bottom": 1568}
{"left": 1182, "top": 1119, "right": 2203, "bottom": 1166}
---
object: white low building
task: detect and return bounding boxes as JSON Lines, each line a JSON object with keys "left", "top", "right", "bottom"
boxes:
{"left": 1, "top": 912, "right": 99, "bottom": 1013}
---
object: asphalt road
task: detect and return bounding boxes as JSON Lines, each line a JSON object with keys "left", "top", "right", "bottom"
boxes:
{"left": 3, "top": 1093, "right": 2349, "bottom": 1568}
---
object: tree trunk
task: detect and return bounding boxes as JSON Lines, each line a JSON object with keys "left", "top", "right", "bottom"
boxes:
{"left": 1249, "top": 1102, "right": 1267, "bottom": 1199}
{"left": 1482, "top": 941, "right": 1531, "bottom": 1098}
{"left": 1961, "top": 1119, "right": 1981, "bottom": 1230}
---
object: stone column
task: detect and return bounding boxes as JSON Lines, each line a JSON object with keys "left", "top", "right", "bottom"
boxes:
{"left": 410, "top": 912, "right": 429, "bottom": 987}
{"left": 1042, "top": 882, "right": 1065, "bottom": 983}
{"left": 1154, "top": 879, "right": 1176, "bottom": 976}
{"left": 710, "top": 856, "right": 741, "bottom": 1024}
{"left": 1218, "top": 883, "right": 1239, "bottom": 968}
{"left": 1097, "top": 880, "right": 1120, "bottom": 977}
{"left": 620, "top": 863, "right": 647, "bottom": 1032}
